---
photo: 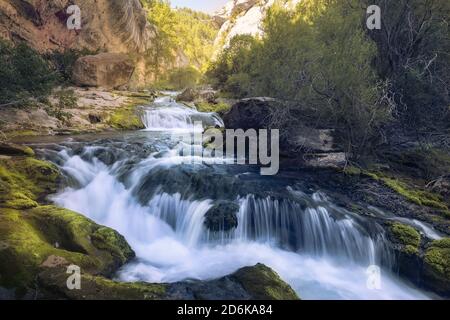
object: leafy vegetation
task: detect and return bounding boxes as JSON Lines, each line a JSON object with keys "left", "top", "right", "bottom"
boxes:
{"left": 142, "top": 0, "right": 219, "bottom": 88}
{"left": 207, "top": 0, "right": 450, "bottom": 158}
{"left": 0, "top": 40, "right": 58, "bottom": 106}
{"left": 207, "top": 0, "right": 392, "bottom": 156}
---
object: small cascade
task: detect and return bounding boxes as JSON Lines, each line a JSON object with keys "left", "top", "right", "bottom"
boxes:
{"left": 142, "top": 96, "right": 224, "bottom": 131}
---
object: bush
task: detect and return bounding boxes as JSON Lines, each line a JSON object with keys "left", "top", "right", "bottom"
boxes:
{"left": 0, "top": 40, "right": 58, "bottom": 105}
{"left": 161, "top": 67, "right": 202, "bottom": 90}
{"left": 208, "top": 1, "right": 392, "bottom": 157}
{"left": 44, "top": 89, "right": 77, "bottom": 124}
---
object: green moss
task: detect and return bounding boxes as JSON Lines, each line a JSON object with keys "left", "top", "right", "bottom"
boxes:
{"left": 0, "top": 205, "right": 135, "bottom": 294}
{"left": 389, "top": 222, "right": 421, "bottom": 254}
{"left": 424, "top": 238, "right": 450, "bottom": 278}
{"left": 37, "top": 268, "right": 167, "bottom": 300}
{"left": 231, "top": 263, "right": 299, "bottom": 300}
{"left": 357, "top": 169, "right": 449, "bottom": 212}
{"left": 107, "top": 100, "right": 145, "bottom": 130}
{"left": 383, "top": 177, "right": 448, "bottom": 210}
{"left": 343, "top": 166, "right": 362, "bottom": 176}
{"left": 91, "top": 227, "right": 135, "bottom": 265}
{"left": 0, "top": 157, "right": 59, "bottom": 209}
{"left": 196, "top": 101, "right": 231, "bottom": 114}
{"left": 5, "top": 130, "right": 40, "bottom": 138}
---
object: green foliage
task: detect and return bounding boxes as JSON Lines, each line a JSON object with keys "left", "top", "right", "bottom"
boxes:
{"left": 159, "top": 66, "right": 202, "bottom": 90}
{"left": 367, "top": 0, "right": 450, "bottom": 132}
{"left": 208, "top": 0, "right": 391, "bottom": 156}
{"left": 196, "top": 101, "right": 231, "bottom": 114}
{"left": 0, "top": 40, "right": 58, "bottom": 105}
{"left": 44, "top": 89, "right": 77, "bottom": 124}
{"left": 424, "top": 238, "right": 450, "bottom": 278}
{"left": 45, "top": 49, "right": 97, "bottom": 83}
{"left": 142, "top": 1, "right": 218, "bottom": 82}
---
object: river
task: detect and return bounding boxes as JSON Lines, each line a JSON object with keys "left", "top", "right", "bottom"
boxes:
{"left": 31, "top": 93, "right": 435, "bottom": 300}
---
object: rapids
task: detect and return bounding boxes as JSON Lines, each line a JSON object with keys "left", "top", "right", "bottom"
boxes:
{"left": 35, "top": 94, "right": 435, "bottom": 300}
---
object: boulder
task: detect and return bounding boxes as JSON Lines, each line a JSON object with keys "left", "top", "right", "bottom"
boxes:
{"left": 204, "top": 201, "right": 240, "bottom": 232}
{"left": 36, "top": 263, "right": 300, "bottom": 300}
{"left": 72, "top": 53, "right": 135, "bottom": 89}
{"left": 177, "top": 87, "right": 199, "bottom": 102}
{"left": 223, "top": 98, "right": 341, "bottom": 158}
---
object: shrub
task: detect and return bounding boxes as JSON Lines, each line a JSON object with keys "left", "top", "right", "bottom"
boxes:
{"left": 0, "top": 40, "right": 59, "bottom": 106}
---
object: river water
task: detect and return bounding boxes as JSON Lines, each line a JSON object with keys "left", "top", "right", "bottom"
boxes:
{"left": 34, "top": 94, "right": 435, "bottom": 299}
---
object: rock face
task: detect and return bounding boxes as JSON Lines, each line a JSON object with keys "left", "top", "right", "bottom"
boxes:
{"left": 72, "top": 53, "right": 135, "bottom": 89}
{"left": 214, "top": 0, "right": 300, "bottom": 50}
{"left": 0, "top": 0, "right": 155, "bottom": 88}
{"left": 0, "top": 0, "right": 154, "bottom": 53}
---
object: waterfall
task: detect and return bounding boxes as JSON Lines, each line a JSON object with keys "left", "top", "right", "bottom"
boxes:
{"left": 36, "top": 94, "right": 432, "bottom": 300}
{"left": 142, "top": 96, "right": 224, "bottom": 131}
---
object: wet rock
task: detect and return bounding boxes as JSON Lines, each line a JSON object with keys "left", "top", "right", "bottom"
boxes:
{"left": 37, "top": 263, "right": 299, "bottom": 300}
{"left": 0, "top": 143, "right": 35, "bottom": 157}
{"left": 423, "top": 238, "right": 450, "bottom": 296}
{"left": 223, "top": 97, "right": 342, "bottom": 159}
{"left": 72, "top": 53, "right": 135, "bottom": 90}
{"left": 204, "top": 201, "right": 240, "bottom": 232}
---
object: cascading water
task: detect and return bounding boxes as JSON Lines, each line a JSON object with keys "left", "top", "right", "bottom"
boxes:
{"left": 142, "top": 96, "right": 224, "bottom": 131}
{"left": 36, "top": 94, "right": 435, "bottom": 300}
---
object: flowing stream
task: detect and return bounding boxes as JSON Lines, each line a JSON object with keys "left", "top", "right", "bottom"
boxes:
{"left": 36, "top": 94, "right": 434, "bottom": 300}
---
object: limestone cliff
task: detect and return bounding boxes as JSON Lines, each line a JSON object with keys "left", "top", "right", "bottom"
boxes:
{"left": 213, "top": 0, "right": 300, "bottom": 51}
{"left": 0, "top": 0, "right": 155, "bottom": 53}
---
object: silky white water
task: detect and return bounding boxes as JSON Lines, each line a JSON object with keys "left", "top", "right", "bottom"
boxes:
{"left": 43, "top": 96, "right": 434, "bottom": 300}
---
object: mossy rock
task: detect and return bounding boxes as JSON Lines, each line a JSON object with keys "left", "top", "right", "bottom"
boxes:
{"left": 230, "top": 263, "right": 299, "bottom": 300}
{"left": 389, "top": 222, "right": 421, "bottom": 255}
{"left": 38, "top": 268, "right": 167, "bottom": 300}
{"left": 107, "top": 99, "right": 146, "bottom": 130}
{"left": 36, "top": 263, "right": 299, "bottom": 300}
{"left": 0, "top": 143, "right": 35, "bottom": 157}
{"left": 423, "top": 238, "right": 450, "bottom": 296}
{"left": 0, "top": 157, "right": 59, "bottom": 209}
{"left": 0, "top": 206, "right": 135, "bottom": 297}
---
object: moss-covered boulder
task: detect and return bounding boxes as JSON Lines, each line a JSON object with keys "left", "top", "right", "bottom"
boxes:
{"left": 230, "top": 264, "right": 299, "bottom": 300}
{"left": 0, "top": 157, "right": 59, "bottom": 209}
{"left": 107, "top": 103, "right": 145, "bottom": 130}
{"left": 37, "top": 269, "right": 167, "bottom": 300}
{"left": 423, "top": 238, "right": 450, "bottom": 296}
{"left": 389, "top": 222, "right": 421, "bottom": 255}
{"left": 35, "top": 263, "right": 299, "bottom": 300}
{"left": 0, "top": 148, "right": 135, "bottom": 297}
{"left": 0, "top": 206, "right": 135, "bottom": 297}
